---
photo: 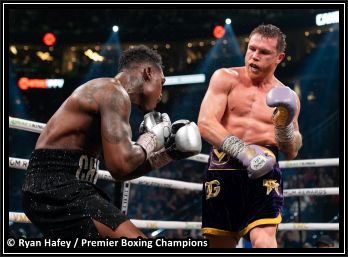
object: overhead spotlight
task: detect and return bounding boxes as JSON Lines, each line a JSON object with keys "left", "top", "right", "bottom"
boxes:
{"left": 213, "top": 25, "right": 225, "bottom": 39}
{"left": 112, "top": 25, "right": 119, "bottom": 32}
{"left": 225, "top": 18, "right": 232, "bottom": 24}
{"left": 43, "top": 32, "right": 56, "bottom": 46}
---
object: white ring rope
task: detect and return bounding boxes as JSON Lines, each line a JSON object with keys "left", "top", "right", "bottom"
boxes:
{"left": 9, "top": 116, "right": 46, "bottom": 133}
{"left": 9, "top": 157, "right": 202, "bottom": 191}
{"left": 9, "top": 157, "right": 339, "bottom": 196}
{"left": 8, "top": 212, "right": 339, "bottom": 231}
{"left": 283, "top": 187, "right": 339, "bottom": 197}
{"left": 9, "top": 116, "right": 339, "bottom": 168}
{"left": 9, "top": 117, "right": 340, "bottom": 234}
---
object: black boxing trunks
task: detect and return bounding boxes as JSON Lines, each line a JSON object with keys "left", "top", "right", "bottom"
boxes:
{"left": 21, "top": 149, "right": 128, "bottom": 238}
{"left": 201, "top": 145, "right": 283, "bottom": 241}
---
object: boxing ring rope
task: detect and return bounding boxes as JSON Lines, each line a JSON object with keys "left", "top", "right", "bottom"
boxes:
{"left": 9, "top": 117, "right": 339, "bottom": 168}
{"left": 9, "top": 212, "right": 339, "bottom": 231}
{"left": 9, "top": 116, "right": 340, "bottom": 232}
{"left": 9, "top": 157, "right": 339, "bottom": 196}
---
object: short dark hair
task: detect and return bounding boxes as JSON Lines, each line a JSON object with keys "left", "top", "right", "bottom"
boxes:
{"left": 249, "top": 24, "right": 287, "bottom": 53}
{"left": 118, "top": 44, "right": 163, "bottom": 72}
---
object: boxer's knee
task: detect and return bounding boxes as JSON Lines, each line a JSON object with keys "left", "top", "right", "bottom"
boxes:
{"left": 249, "top": 225, "right": 278, "bottom": 248}
{"left": 251, "top": 236, "right": 277, "bottom": 248}
{"left": 92, "top": 219, "right": 146, "bottom": 238}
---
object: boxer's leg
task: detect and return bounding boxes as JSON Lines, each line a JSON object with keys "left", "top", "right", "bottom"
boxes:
{"left": 93, "top": 219, "right": 146, "bottom": 238}
{"left": 249, "top": 224, "right": 278, "bottom": 248}
{"left": 204, "top": 234, "right": 238, "bottom": 248}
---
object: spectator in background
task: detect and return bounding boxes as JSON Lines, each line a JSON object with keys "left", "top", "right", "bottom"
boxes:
{"left": 315, "top": 235, "right": 335, "bottom": 248}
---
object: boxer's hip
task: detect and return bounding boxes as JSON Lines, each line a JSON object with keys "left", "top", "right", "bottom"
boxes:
{"left": 23, "top": 148, "right": 100, "bottom": 192}
{"left": 21, "top": 149, "right": 127, "bottom": 237}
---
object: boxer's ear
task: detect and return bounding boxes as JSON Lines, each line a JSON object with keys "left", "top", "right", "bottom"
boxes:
{"left": 276, "top": 52, "right": 285, "bottom": 64}
{"left": 142, "top": 66, "right": 152, "bottom": 81}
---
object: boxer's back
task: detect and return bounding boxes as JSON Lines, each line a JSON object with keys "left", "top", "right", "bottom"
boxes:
{"left": 35, "top": 77, "right": 122, "bottom": 156}
{"left": 221, "top": 67, "right": 279, "bottom": 146}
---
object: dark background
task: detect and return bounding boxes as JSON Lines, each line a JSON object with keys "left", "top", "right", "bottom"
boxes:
{"left": 5, "top": 3, "right": 342, "bottom": 250}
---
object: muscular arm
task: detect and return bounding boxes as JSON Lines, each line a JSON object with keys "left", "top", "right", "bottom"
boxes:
{"left": 278, "top": 94, "right": 303, "bottom": 160}
{"left": 198, "top": 69, "right": 234, "bottom": 148}
{"left": 99, "top": 84, "right": 152, "bottom": 180}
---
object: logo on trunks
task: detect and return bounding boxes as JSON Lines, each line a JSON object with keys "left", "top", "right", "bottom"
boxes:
{"left": 263, "top": 179, "right": 280, "bottom": 195}
{"left": 250, "top": 156, "right": 267, "bottom": 170}
{"left": 76, "top": 155, "right": 99, "bottom": 184}
{"left": 205, "top": 180, "right": 220, "bottom": 199}
{"left": 211, "top": 149, "right": 230, "bottom": 166}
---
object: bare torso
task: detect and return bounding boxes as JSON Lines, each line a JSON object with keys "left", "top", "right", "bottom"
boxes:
{"left": 35, "top": 77, "right": 125, "bottom": 157}
{"left": 221, "top": 67, "right": 280, "bottom": 145}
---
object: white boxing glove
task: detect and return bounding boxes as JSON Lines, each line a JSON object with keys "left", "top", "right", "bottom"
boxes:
{"left": 136, "top": 111, "right": 171, "bottom": 158}
{"left": 165, "top": 120, "right": 202, "bottom": 160}
{"left": 147, "top": 120, "right": 202, "bottom": 169}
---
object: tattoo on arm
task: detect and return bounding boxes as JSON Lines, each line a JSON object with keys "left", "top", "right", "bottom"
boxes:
{"left": 76, "top": 85, "right": 100, "bottom": 110}
{"left": 100, "top": 86, "right": 132, "bottom": 144}
{"left": 102, "top": 118, "right": 130, "bottom": 144}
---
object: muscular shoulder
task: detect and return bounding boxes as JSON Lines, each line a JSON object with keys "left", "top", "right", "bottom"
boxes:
{"left": 209, "top": 67, "right": 241, "bottom": 93}
{"left": 72, "top": 78, "right": 130, "bottom": 113}
{"left": 212, "top": 68, "right": 240, "bottom": 81}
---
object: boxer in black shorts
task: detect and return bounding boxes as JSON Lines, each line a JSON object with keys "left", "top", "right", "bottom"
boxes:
{"left": 198, "top": 25, "right": 302, "bottom": 248}
{"left": 22, "top": 149, "right": 129, "bottom": 238}
{"left": 22, "top": 45, "right": 202, "bottom": 238}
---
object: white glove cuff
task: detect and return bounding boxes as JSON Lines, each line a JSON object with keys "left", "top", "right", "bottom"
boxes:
{"left": 136, "top": 132, "right": 157, "bottom": 159}
{"left": 148, "top": 148, "right": 173, "bottom": 169}
{"left": 275, "top": 123, "right": 295, "bottom": 143}
{"left": 219, "top": 135, "right": 246, "bottom": 158}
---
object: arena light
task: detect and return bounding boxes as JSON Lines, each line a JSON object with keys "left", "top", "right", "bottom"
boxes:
{"left": 84, "top": 49, "right": 104, "bottom": 62}
{"left": 42, "top": 32, "right": 56, "bottom": 46}
{"left": 36, "top": 51, "right": 53, "bottom": 61}
{"left": 112, "top": 25, "right": 119, "bottom": 32}
{"left": 213, "top": 25, "right": 225, "bottom": 39}
{"left": 164, "top": 74, "right": 206, "bottom": 86}
{"left": 225, "top": 18, "right": 231, "bottom": 24}
{"left": 18, "top": 77, "right": 64, "bottom": 90}
{"left": 316, "top": 11, "right": 339, "bottom": 26}
{"left": 10, "top": 46, "right": 17, "bottom": 55}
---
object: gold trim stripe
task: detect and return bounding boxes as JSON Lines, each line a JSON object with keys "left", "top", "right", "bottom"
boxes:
{"left": 239, "top": 214, "right": 282, "bottom": 237}
{"left": 201, "top": 227, "right": 240, "bottom": 241}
